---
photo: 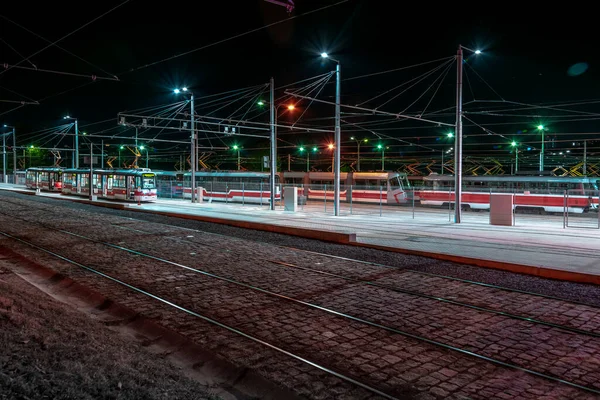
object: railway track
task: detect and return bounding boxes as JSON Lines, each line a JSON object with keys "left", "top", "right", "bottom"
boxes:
{"left": 0, "top": 231, "right": 398, "bottom": 400}
{"left": 1, "top": 203, "right": 600, "bottom": 396}
{"left": 3, "top": 200, "right": 599, "bottom": 337}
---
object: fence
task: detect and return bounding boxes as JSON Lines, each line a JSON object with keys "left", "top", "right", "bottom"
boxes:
{"left": 564, "top": 189, "right": 600, "bottom": 229}
{"left": 154, "top": 181, "right": 600, "bottom": 228}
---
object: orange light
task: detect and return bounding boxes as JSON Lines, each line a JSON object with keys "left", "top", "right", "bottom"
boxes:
{"left": 328, "top": 143, "right": 334, "bottom": 149}
{"left": 287, "top": 105, "right": 295, "bottom": 111}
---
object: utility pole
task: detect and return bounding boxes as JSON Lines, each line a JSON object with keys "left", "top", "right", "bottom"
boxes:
{"left": 334, "top": 62, "right": 341, "bottom": 217}
{"left": 2, "top": 133, "right": 6, "bottom": 183}
{"left": 89, "top": 143, "right": 94, "bottom": 201}
{"left": 454, "top": 45, "right": 463, "bottom": 224}
{"left": 190, "top": 93, "right": 196, "bottom": 203}
{"left": 441, "top": 151, "right": 444, "bottom": 174}
{"left": 269, "top": 77, "right": 276, "bottom": 210}
{"left": 12, "top": 127, "right": 16, "bottom": 183}
{"left": 583, "top": 140, "right": 587, "bottom": 176}
{"left": 75, "top": 119, "right": 79, "bottom": 168}
{"left": 101, "top": 140, "right": 104, "bottom": 168}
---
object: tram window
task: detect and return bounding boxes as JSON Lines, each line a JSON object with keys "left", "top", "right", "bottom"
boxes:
{"left": 113, "top": 176, "right": 126, "bottom": 188}
{"left": 388, "top": 177, "right": 401, "bottom": 190}
{"left": 142, "top": 174, "right": 156, "bottom": 189}
{"left": 354, "top": 179, "right": 380, "bottom": 189}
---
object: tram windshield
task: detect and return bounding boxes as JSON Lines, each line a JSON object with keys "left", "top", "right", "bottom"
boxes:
{"left": 142, "top": 174, "right": 156, "bottom": 189}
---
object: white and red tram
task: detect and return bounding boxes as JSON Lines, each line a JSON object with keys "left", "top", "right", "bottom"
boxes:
{"left": 25, "top": 167, "right": 64, "bottom": 191}
{"left": 416, "top": 174, "right": 599, "bottom": 213}
{"left": 62, "top": 168, "right": 157, "bottom": 202}
{"left": 182, "top": 171, "right": 281, "bottom": 203}
{"left": 281, "top": 171, "right": 410, "bottom": 204}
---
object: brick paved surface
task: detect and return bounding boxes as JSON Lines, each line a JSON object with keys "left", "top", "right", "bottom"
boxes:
{"left": 1, "top": 196, "right": 599, "bottom": 399}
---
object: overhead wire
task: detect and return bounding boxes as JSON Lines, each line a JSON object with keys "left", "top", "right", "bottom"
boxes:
{"left": 343, "top": 56, "right": 456, "bottom": 82}
{"left": 399, "top": 60, "right": 454, "bottom": 115}
{"left": 0, "top": 15, "right": 117, "bottom": 78}
{"left": 0, "top": 37, "right": 36, "bottom": 68}
{"left": 464, "top": 62, "right": 504, "bottom": 101}
{"left": 358, "top": 58, "right": 455, "bottom": 108}
{"left": 0, "top": 1, "right": 128, "bottom": 79}
{"left": 118, "top": 1, "right": 349, "bottom": 76}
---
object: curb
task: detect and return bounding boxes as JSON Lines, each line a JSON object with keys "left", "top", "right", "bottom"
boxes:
{"left": 0, "top": 244, "right": 301, "bottom": 400}
{"left": 349, "top": 242, "right": 600, "bottom": 286}
{"left": 130, "top": 208, "right": 357, "bottom": 244}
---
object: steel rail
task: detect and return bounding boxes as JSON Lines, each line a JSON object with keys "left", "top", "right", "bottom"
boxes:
{"left": 0, "top": 216, "right": 598, "bottom": 395}
{"left": 0, "top": 230, "right": 400, "bottom": 400}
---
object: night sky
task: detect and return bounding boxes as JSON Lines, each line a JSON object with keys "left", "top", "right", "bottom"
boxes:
{"left": 1, "top": 1, "right": 599, "bottom": 172}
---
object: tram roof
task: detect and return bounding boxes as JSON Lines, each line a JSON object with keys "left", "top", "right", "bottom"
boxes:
{"left": 181, "top": 171, "right": 272, "bottom": 178}
{"left": 62, "top": 168, "right": 155, "bottom": 175}
{"left": 423, "top": 173, "right": 597, "bottom": 183}
{"left": 25, "top": 167, "right": 65, "bottom": 172}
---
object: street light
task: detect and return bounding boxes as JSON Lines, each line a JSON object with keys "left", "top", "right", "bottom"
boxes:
{"left": 140, "top": 145, "right": 149, "bottom": 168}
{"left": 321, "top": 51, "right": 341, "bottom": 216}
{"left": 298, "top": 146, "right": 317, "bottom": 172}
{"left": 377, "top": 144, "right": 387, "bottom": 171}
{"left": 1, "top": 124, "right": 16, "bottom": 184}
{"left": 174, "top": 87, "right": 196, "bottom": 203}
{"left": 537, "top": 124, "right": 545, "bottom": 172}
{"left": 64, "top": 116, "right": 79, "bottom": 168}
{"left": 118, "top": 145, "right": 124, "bottom": 168}
{"left": 28, "top": 145, "right": 34, "bottom": 167}
{"left": 328, "top": 143, "right": 334, "bottom": 172}
{"left": 454, "top": 45, "right": 481, "bottom": 223}
{"left": 511, "top": 141, "right": 519, "bottom": 173}
{"left": 232, "top": 145, "right": 241, "bottom": 170}
{"left": 350, "top": 137, "right": 368, "bottom": 171}
{"left": 259, "top": 96, "right": 296, "bottom": 209}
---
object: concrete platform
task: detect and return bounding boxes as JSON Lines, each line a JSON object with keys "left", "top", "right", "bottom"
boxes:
{"left": 3, "top": 184, "right": 600, "bottom": 285}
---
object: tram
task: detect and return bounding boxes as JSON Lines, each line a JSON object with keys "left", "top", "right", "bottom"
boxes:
{"left": 154, "top": 170, "right": 184, "bottom": 198}
{"left": 61, "top": 168, "right": 157, "bottom": 202}
{"left": 25, "top": 167, "right": 64, "bottom": 191}
{"left": 181, "top": 171, "right": 281, "bottom": 203}
{"left": 280, "top": 171, "right": 411, "bottom": 204}
{"left": 417, "top": 174, "right": 599, "bottom": 213}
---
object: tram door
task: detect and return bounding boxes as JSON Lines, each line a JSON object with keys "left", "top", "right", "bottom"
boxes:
{"left": 128, "top": 176, "right": 135, "bottom": 200}
{"left": 102, "top": 175, "right": 108, "bottom": 197}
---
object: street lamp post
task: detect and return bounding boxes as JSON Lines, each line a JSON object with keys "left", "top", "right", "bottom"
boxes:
{"left": 64, "top": 116, "right": 78, "bottom": 168}
{"left": 321, "top": 52, "right": 341, "bottom": 216}
{"left": 537, "top": 125, "right": 545, "bottom": 172}
{"left": 89, "top": 142, "right": 94, "bottom": 201}
{"left": 377, "top": 144, "right": 386, "bottom": 171}
{"left": 175, "top": 88, "right": 196, "bottom": 203}
{"left": 119, "top": 146, "right": 124, "bottom": 168}
{"left": 350, "top": 137, "right": 368, "bottom": 171}
{"left": 261, "top": 86, "right": 295, "bottom": 210}
{"left": 2, "top": 124, "right": 17, "bottom": 183}
{"left": 140, "top": 145, "right": 148, "bottom": 168}
{"left": 232, "top": 145, "right": 241, "bottom": 170}
{"left": 454, "top": 46, "right": 481, "bottom": 224}
{"left": 328, "top": 143, "right": 334, "bottom": 171}
{"left": 511, "top": 141, "right": 519, "bottom": 173}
